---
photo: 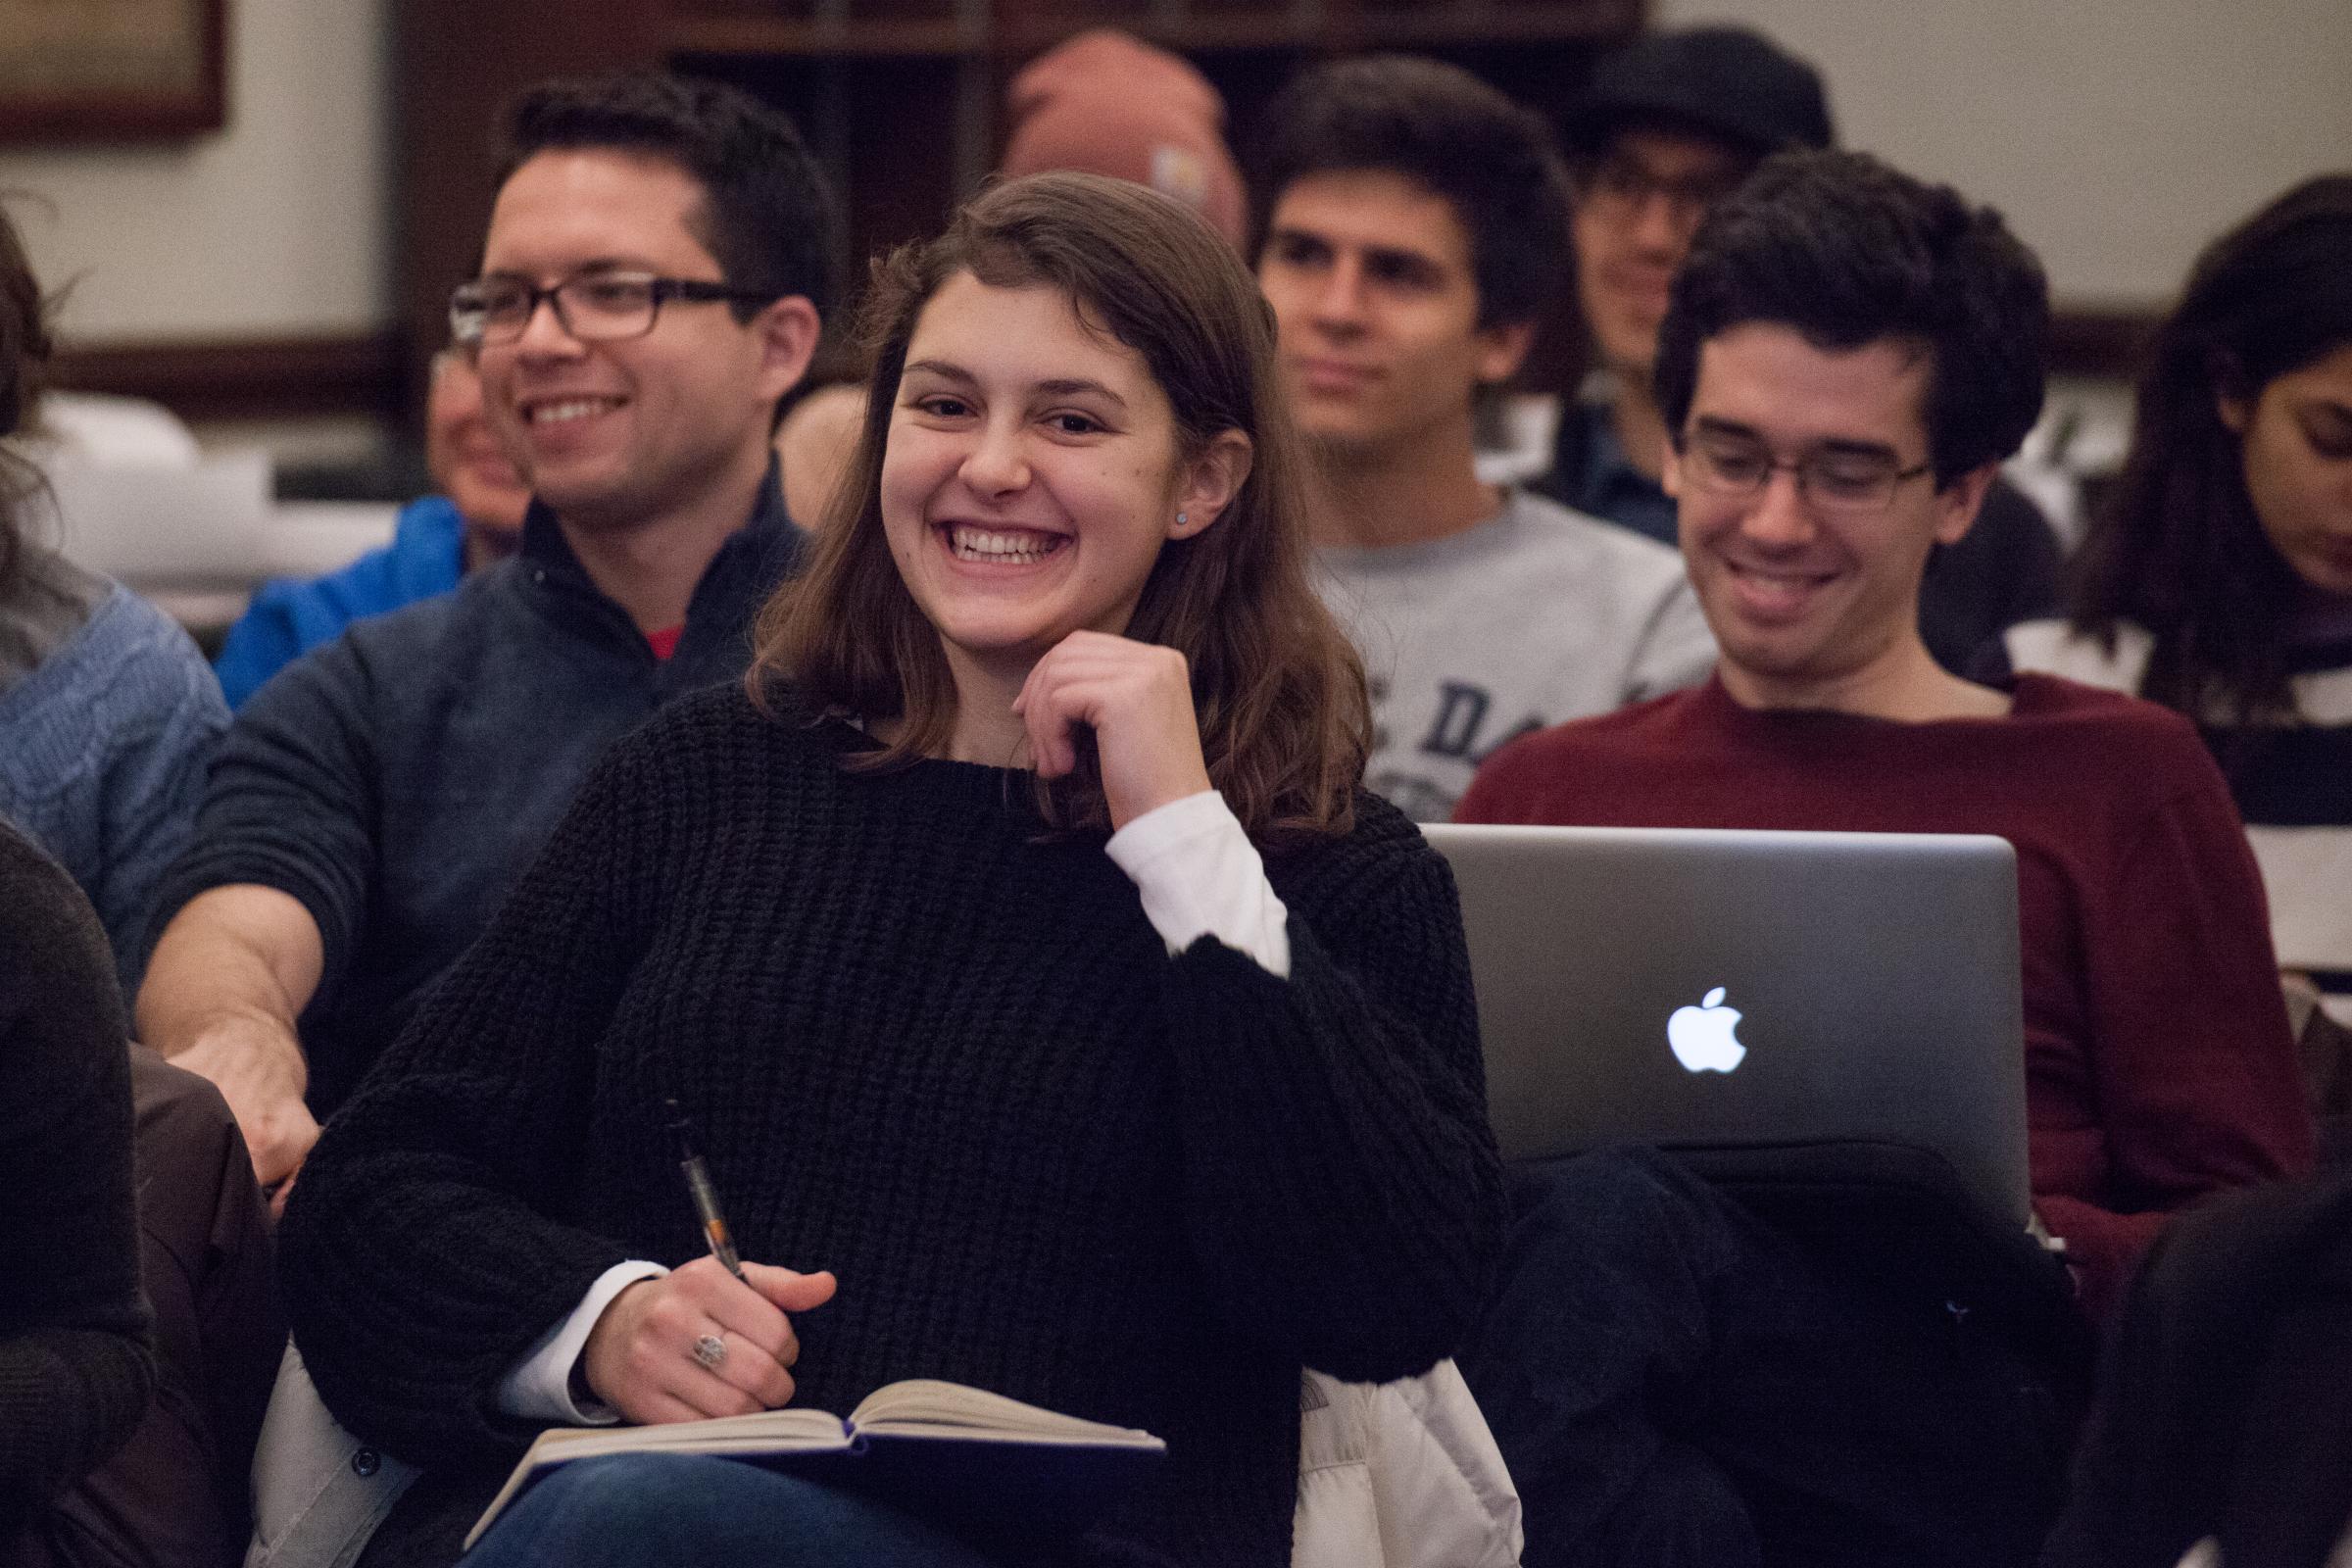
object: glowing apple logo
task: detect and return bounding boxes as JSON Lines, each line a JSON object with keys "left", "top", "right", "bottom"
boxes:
{"left": 1666, "top": 987, "right": 1747, "bottom": 1074}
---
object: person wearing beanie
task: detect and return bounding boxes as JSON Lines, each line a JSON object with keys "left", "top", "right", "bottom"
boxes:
{"left": 1000, "top": 29, "right": 1248, "bottom": 250}
{"left": 1537, "top": 24, "right": 2065, "bottom": 675}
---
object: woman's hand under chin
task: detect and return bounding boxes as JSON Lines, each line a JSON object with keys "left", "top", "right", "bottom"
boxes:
{"left": 1014, "top": 629, "right": 1214, "bottom": 830}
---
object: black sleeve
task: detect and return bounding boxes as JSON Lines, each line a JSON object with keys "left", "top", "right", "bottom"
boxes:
{"left": 1527, "top": 400, "right": 1591, "bottom": 513}
{"left": 275, "top": 736, "right": 662, "bottom": 1469}
{"left": 0, "top": 828, "right": 155, "bottom": 1522}
{"left": 147, "top": 635, "right": 382, "bottom": 999}
{"left": 2042, "top": 1170, "right": 2352, "bottom": 1568}
{"left": 1157, "top": 799, "right": 1506, "bottom": 1383}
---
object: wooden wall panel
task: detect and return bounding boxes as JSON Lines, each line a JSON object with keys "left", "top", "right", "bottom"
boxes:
{"left": 391, "top": 0, "right": 668, "bottom": 414}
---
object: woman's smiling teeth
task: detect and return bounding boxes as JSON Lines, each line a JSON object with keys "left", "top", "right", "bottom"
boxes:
{"left": 948, "top": 524, "right": 1068, "bottom": 564}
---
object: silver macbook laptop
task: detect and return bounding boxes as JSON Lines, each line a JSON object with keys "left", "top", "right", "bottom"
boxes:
{"left": 1422, "top": 823, "right": 2033, "bottom": 1229}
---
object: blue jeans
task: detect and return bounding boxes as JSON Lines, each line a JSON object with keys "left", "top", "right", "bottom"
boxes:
{"left": 458, "top": 1452, "right": 1007, "bottom": 1567}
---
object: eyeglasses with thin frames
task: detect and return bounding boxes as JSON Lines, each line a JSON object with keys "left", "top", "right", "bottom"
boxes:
{"left": 1678, "top": 430, "right": 1934, "bottom": 516}
{"left": 449, "top": 270, "right": 776, "bottom": 348}
{"left": 1572, "top": 155, "right": 1746, "bottom": 230}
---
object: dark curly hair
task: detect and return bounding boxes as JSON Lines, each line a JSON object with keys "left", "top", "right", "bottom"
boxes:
{"left": 496, "top": 71, "right": 840, "bottom": 322}
{"left": 1245, "top": 55, "right": 1571, "bottom": 329}
{"left": 1654, "top": 147, "right": 2048, "bottom": 487}
{"left": 2066, "top": 172, "right": 2352, "bottom": 721}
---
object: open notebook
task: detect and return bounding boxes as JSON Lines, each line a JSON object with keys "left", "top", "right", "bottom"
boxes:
{"left": 466, "top": 1379, "right": 1166, "bottom": 1548}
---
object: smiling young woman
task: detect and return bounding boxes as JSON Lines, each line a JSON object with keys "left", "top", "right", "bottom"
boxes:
{"left": 275, "top": 172, "right": 1503, "bottom": 1568}
{"left": 765, "top": 172, "right": 1370, "bottom": 838}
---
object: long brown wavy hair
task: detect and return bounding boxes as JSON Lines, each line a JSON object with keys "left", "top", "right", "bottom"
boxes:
{"left": 752, "top": 172, "right": 1368, "bottom": 840}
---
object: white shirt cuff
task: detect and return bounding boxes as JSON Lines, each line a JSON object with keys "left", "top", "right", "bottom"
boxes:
{"left": 496, "top": 1259, "right": 670, "bottom": 1424}
{"left": 1104, "top": 790, "right": 1291, "bottom": 979}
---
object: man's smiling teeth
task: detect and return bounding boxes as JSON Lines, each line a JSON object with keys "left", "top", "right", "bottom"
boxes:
{"left": 528, "top": 398, "right": 620, "bottom": 425}
{"left": 950, "top": 525, "right": 1066, "bottom": 564}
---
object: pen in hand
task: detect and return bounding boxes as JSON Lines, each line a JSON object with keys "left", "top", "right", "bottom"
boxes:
{"left": 665, "top": 1099, "right": 746, "bottom": 1282}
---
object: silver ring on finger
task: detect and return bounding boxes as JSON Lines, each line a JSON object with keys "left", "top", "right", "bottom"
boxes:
{"left": 691, "top": 1332, "right": 728, "bottom": 1371}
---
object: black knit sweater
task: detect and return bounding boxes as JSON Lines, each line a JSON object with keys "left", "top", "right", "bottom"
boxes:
{"left": 279, "top": 685, "right": 1504, "bottom": 1567}
{"left": 0, "top": 820, "right": 154, "bottom": 1527}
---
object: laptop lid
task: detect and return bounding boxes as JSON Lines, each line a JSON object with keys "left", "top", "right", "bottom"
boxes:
{"left": 1424, "top": 822, "right": 2033, "bottom": 1229}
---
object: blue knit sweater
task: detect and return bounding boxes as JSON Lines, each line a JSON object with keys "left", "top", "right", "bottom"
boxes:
{"left": 0, "top": 554, "right": 226, "bottom": 992}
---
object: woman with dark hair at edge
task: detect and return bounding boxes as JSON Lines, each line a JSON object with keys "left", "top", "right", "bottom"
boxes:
{"left": 2031, "top": 188, "right": 2352, "bottom": 1551}
{"left": 277, "top": 171, "right": 1504, "bottom": 1568}
{"left": 0, "top": 202, "right": 227, "bottom": 994}
{"left": 1997, "top": 173, "right": 2352, "bottom": 1053}
{"left": 0, "top": 207, "right": 279, "bottom": 1568}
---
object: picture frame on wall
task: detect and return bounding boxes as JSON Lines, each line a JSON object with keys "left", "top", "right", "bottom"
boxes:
{"left": 0, "top": 0, "right": 227, "bottom": 144}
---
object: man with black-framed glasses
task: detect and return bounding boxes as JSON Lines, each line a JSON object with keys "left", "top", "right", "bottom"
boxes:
{"left": 1456, "top": 149, "right": 2311, "bottom": 1567}
{"left": 448, "top": 271, "right": 783, "bottom": 348}
{"left": 138, "top": 72, "right": 836, "bottom": 1204}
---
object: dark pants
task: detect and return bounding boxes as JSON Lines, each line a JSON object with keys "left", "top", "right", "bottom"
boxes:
{"left": 1460, "top": 1149, "right": 2073, "bottom": 1568}
{"left": 7, "top": 1049, "right": 283, "bottom": 1568}
{"left": 460, "top": 1454, "right": 1006, "bottom": 1568}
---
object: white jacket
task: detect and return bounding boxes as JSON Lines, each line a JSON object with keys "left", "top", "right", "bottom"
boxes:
{"left": 1295, "top": 1362, "right": 1523, "bottom": 1568}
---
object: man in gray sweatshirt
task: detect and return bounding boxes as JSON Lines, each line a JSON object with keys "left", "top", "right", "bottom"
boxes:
{"left": 1250, "top": 54, "right": 1714, "bottom": 821}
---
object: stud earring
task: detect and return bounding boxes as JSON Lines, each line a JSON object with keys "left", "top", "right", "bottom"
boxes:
{"left": 1176, "top": 512, "right": 1189, "bottom": 525}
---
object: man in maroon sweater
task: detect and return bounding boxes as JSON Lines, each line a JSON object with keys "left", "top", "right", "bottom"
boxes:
{"left": 1454, "top": 149, "right": 2312, "bottom": 1568}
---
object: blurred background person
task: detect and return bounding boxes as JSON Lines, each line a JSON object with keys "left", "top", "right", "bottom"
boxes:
{"left": 998, "top": 29, "right": 1248, "bottom": 250}
{"left": 1249, "top": 54, "right": 1713, "bottom": 822}
{"left": 213, "top": 349, "right": 530, "bottom": 708}
{"left": 774, "top": 375, "right": 864, "bottom": 532}
{"left": 1999, "top": 173, "right": 2352, "bottom": 1066}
